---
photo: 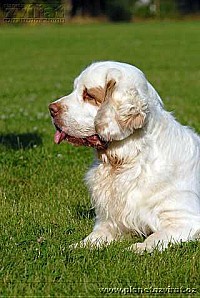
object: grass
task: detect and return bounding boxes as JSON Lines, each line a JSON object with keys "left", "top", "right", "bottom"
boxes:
{"left": 0, "top": 21, "right": 200, "bottom": 296}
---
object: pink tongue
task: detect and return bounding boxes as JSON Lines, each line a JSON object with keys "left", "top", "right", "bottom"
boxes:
{"left": 54, "top": 130, "right": 66, "bottom": 144}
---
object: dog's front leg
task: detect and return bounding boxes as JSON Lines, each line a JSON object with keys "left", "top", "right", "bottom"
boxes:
{"left": 127, "top": 224, "right": 199, "bottom": 253}
{"left": 71, "top": 219, "right": 118, "bottom": 249}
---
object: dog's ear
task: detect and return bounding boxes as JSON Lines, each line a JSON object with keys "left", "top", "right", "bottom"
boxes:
{"left": 121, "top": 111, "right": 146, "bottom": 130}
{"left": 94, "top": 73, "right": 148, "bottom": 141}
{"left": 94, "top": 74, "right": 122, "bottom": 142}
{"left": 104, "top": 69, "right": 148, "bottom": 131}
{"left": 119, "top": 89, "right": 148, "bottom": 131}
{"left": 95, "top": 69, "right": 148, "bottom": 142}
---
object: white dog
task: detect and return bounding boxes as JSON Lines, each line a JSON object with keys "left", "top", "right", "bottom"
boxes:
{"left": 49, "top": 61, "right": 200, "bottom": 252}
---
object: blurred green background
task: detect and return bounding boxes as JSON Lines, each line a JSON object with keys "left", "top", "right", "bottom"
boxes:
{"left": 0, "top": 10, "right": 199, "bottom": 298}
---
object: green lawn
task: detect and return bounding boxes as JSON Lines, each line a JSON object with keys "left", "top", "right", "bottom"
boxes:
{"left": 0, "top": 22, "right": 200, "bottom": 297}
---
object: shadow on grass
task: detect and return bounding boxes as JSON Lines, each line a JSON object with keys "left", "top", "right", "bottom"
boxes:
{"left": 0, "top": 133, "right": 42, "bottom": 150}
{"left": 76, "top": 206, "right": 96, "bottom": 220}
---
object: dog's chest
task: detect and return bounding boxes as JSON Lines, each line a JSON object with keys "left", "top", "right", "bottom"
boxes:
{"left": 87, "top": 163, "right": 144, "bottom": 217}
{"left": 86, "top": 161, "right": 162, "bottom": 235}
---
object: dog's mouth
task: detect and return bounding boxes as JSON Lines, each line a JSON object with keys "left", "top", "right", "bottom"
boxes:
{"left": 54, "top": 126, "right": 108, "bottom": 150}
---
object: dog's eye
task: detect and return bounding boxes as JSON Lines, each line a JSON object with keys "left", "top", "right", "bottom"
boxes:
{"left": 83, "top": 88, "right": 97, "bottom": 103}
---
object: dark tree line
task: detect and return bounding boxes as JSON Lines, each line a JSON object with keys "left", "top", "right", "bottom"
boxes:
{"left": 70, "top": 0, "right": 200, "bottom": 17}
{"left": 70, "top": 0, "right": 106, "bottom": 17}
{"left": 0, "top": 0, "right": 200, "bottom": 20}
{"left": 177, "top": 0, "right": 200, "bottom": 13}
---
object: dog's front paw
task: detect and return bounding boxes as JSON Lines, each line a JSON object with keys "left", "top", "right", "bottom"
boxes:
{"left": 69, "top": 236, "right": 108, "bottom": 250}
{"left": 126, "top": 239, "right": 167, "bottom": 253}
{"left": 126, "top": 242, "right": 154, "bottom": 254}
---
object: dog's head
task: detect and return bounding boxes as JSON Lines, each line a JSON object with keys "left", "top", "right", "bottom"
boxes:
{"left": 49, "top": 61, "right": 162, "bottom": 149}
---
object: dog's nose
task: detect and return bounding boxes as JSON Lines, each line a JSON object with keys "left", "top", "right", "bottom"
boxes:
{"left": 49, "top": 103, "right": 60, "bottom": 117}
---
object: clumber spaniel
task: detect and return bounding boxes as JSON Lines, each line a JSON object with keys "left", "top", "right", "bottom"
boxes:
{"left": 49, "top": 61, "right": 200, "bottom": 252}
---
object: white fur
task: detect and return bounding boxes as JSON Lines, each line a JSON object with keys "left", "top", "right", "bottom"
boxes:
{"left": 51, "top": 61, "right": 200, "bottom": 252}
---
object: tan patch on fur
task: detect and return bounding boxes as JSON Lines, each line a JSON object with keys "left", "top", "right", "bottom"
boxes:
{"left": 132, "top": 113, "right": 146, "bottom": 129}
{"left": 105, "top": 79, "right": 116, "bottom": 101}
{"left": 107, "top": 153, "right": 125, "bottom": 168}
{"left": 120, "top": 112, "right": 146, "bottom": 131}
{"left": 95, "top": 122, "right": 109, "bottom": 133}
{"left": 49, "top": 101, "right": 68, "bottom": 113}
{"left": 83, "top": 86, "right": 105, "bottom": 106}
{"left": 97, "top": 148, "right": 125, "bottom": 169}
{"left": 83, "top": 79, "right": 116, "bottom": 107}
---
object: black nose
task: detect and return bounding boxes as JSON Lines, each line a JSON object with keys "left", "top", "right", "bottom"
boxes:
{"left": 49, "top": 103, "right": 59, "bottom": 117}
